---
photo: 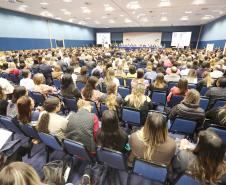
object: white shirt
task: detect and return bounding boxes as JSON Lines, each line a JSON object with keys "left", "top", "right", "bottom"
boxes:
{"left": 20, "top": 78, "right": 35, "bottom": 91}
{"left": 180, "top": 68, "right": 190, "bottom": 76}
{"left": 210, "top": 70, "right": 223, "bottom": 79}
{"left": 0, "top": 78, "right": 14, "bottom": 94}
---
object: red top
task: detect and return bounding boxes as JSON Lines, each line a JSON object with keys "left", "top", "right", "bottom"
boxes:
{"left": 167, "top": 86, "right": 187, "bottom": 102}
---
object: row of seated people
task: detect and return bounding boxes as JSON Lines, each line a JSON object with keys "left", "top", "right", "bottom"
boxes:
{"left": 0, "top": 94, "right": 225, "bottom": 184}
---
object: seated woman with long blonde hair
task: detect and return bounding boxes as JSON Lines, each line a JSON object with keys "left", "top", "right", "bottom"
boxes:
{"left": 128, "top": 112, "right": 176, "bottom": 166}
{"left": 124, "top": 83, "right": 153, "bottom": 123}
{"left": 150, "top": 73, "right": 167, "bottom": 91}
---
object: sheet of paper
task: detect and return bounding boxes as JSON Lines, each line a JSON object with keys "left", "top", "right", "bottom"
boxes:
{"left": 0, "top": 128, "right": 13, "bottom": 149}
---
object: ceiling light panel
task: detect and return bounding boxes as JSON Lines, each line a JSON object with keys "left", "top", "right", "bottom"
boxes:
{"left": 126, "top": 1, "right": 141, "bottom": 10}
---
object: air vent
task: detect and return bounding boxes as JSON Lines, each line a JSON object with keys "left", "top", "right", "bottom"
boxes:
{"left": 84, "top": 2, "right": 91, "bottom": 6}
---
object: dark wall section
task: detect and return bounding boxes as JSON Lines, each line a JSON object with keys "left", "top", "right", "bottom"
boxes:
{"left": 95, "top": 26, "right": 201, "bottom": 48}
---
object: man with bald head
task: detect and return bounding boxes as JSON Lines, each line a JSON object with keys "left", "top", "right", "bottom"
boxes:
{"left": 164, "top": 66, "right": 181, "bottom": 82}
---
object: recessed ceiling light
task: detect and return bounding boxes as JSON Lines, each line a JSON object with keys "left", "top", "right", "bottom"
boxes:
{"left": 64, "top": 11, "right": 71, "bottom": 15}
{"left": 78, "top": 21, "right": 86, "bottom": 25}
{"left": 137, "top": 13, "right": 146, "bottom": 19}
{"left": 68, "top": 18, "right": 75, "bottom": 22}
{"left": 40, "top": 11, "right": 53, "bottom": 18}
{"left": 63, "top": 0, "right": 72, "bottom": 2}
{"left": 60, "top": 9, "right": 67, "bottom": 12}
{"left": 159, "top": 0, "right": 171, "bottom": 7}
{"left": 201, "top": 15, "right": 214, "bottom": 20}
{"left": 126, "top": 1, "right": 141, "bottom": 10}
{"left": 124, "top": 18, "right": 132, "bottom": 23}
{"left": 180, "top": 16, "right": 189, "bottom": 21}
{"left": 105, "top": 6, "right": 114, "bottom": 12}
{"left": 17, "top": 5, "right": 28, "bottom": 12}
{"left": 40, "top": 2, "right": 48, "bottom": 6}
{"left": 192, "top": 0, "right": 206, "bottom": 5}
{"left": 56, "top": 17, "right": 62, "bottom": 20}
{"left": 109, "top": 19, "right": 115, "bottom": 24}
{"left": 185, "top": 11, "right": 192, "bottom": 14}
{"left": 120, "top": 14, "right": 124, "bottom": 17}
{"left": 160, "top": 16, "right": 168, "bottom": 21}
{"left": 81, "top": 7, "right": 91, "bottom": 13}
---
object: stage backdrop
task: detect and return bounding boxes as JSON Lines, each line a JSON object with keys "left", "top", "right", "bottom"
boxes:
{"left": 123, "top": 32, "right": 162, "bottom": 46}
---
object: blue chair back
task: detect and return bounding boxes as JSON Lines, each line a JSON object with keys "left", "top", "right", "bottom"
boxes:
{"left": 188, "top": 83, "right": 197, "bottom": 89}
{"left": 31, "top": 111, "right": 40, "bottom": 121}
{"left": 100, "top": 103, "right": 108, "bottom": 114}
{"left": 9, "top": 74, "right": 19, "bottom": 84}
{"left": 208, "top": 125, "right": 226, "bottom": 144}
{"left": 175, "top": 174, "right": 201, "bottom": 185}
{"left": 199, "top": 97, "right": 209, "bottom": 111}
{"left": 0, "top": 116, "right": 24, "bottom": 135}
{"left": 30, "top": 91, "right": 45, "bottom": 106}
{"left": 63, "top": 97, "right": 77, "bottom": 112}
{"left": 63, "top": 139, "right": 91, "bottom": 161}
{"left": 76, "top": 81, "right": 86, "bottom": 91}
{"left": 122, "top": 107, "right": 141, "bottom": 126}
{"left": 170, "top": 117, "right": 198, "bottom": 136}
{"left": 133, "top": 158, "right": 167, "bottom": 183}
{"left": 118, "top": 86, "right": 130, "bottom": 98}
{"left": 151, "top": 91, "right": 166, "bottom": 106}
{"left": 126, "top": 78, "right": 133, "bottom": 88}
{"left": 0, "top": 72, "right": 9, "bottom": 79}
{"left": 167, "top": 95, "right": 184, "bottom": 108}
{"left": 53, "top": 79, "right": 61, "bottom": 90}
{"left": 213, "top": 99, "right": 226, "bottom": 108}
{"left": 118, "top": 77, "right": 124, "bottom": 86}
{"left": 200, "top": 86, "right": 208, "bottom": 96}
{"left": 167, "top": 82, "right": 177, "bottom": 91}
{"left": 20, "top": 124, "right": 40, "bottom": 139}
{"left": 89, "top": 101, "right": 99, "bottom": 116}
{"left": 38, "top": 132, "right": 62, "bottom": 151}
{"left": 96, "top": 147, "right": 127, "bottom": 171}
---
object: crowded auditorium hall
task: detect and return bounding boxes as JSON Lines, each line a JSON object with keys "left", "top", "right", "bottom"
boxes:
{"left": 1, "top": 0, "right": 226, "bottom": 185}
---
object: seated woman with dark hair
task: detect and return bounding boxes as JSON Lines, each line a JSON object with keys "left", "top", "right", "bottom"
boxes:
{"left": 167, "top": 78, "right": 188, "bottom": 102}
{"left": 37, "top": 97, "right": 68, "bottom": 139}
{"left": 96, "top": 110, "right": 128, "bottom": 152}
{"left": 16, "top": 96, "right": 39, "bottom": 124}
{"left": 128, "top": 112, "right": 176, "bottom": 166}
{"left": 77, "top": 66, "right": 88, "bottom": 83}
{"left": 169, "top": 89, "right": 205, "bottom": 126}
{"left": 7, "top": 86, "right": 27, "bottom": 118}
{"left": 81, "top": 76, "right": 103, "bottom": 104}
{"left": 60, "top": 74, "right": 81, "bottom": 99}
{"left": 149, "top": 73, "right": 167, "bottom": 91}
{"left": 166, "top": 130, "right": 226, "bottom": 185}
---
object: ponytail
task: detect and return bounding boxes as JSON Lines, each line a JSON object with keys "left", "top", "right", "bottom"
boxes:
{"left": 37, "top": 112, "right": 50, "bottom": 134}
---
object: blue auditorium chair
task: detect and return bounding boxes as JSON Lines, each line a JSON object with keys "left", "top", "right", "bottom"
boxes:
{"left": 169, "top": 117, "right": 198, "bottom": 138}
{"left": 167, "top": 95, "right": 184, "bottom": 108}
{"left": 76, "top": 81, "right": 86, "bottom": 91}
{"left": 199, "top": 96, "right": 209, "bottom": 111}
{"left": 208, "top": 125, "right": 226, "bottom": 144}
{"left": 38, "top": 132, "right": 63, "bottom": 162}
{"left": 175, "top": 174, "right": 201, "bottom": 185}
{"left": 118, "top": 86, "right": 130, "bottom": 98}
{"left": 133, "top": 158, "right": 167, "bottom": 183}
{"left": 122, "top": 107, "right": 141, "bottom": 127}
{"left": 62, "top": 97, "right": 77, "bottom": 113}
{"left": 53, "top": 79, "right": 61, "bottom": 90}
{"left": 29, "top": 91, "right": 45, "bottom": 106}
{"left": 96, "top": 147, "right": 128, "bottom": 185}
{"left": 200, "top": 86, "right": 209, "bottom": 96}
{"left": 212, "top": 98, "right": 226, "bottom": 108}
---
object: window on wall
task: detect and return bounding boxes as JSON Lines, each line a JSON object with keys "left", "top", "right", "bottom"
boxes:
{"left": 56, "top": 40, "right": 64, "bottom": 47}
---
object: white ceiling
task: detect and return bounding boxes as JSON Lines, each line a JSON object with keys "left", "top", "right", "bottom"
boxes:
{"left": 1, "top": 0, "right": 226, "bottom": 28}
